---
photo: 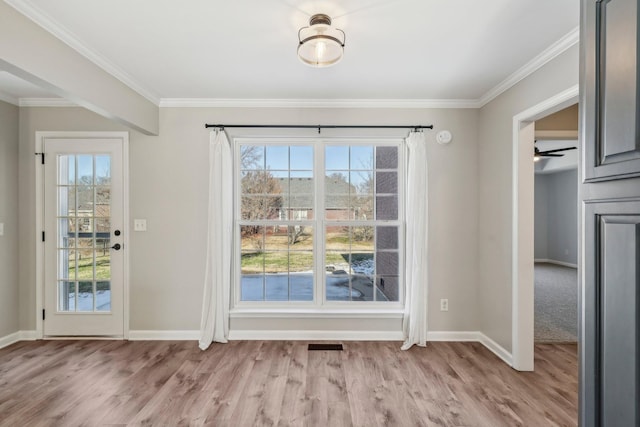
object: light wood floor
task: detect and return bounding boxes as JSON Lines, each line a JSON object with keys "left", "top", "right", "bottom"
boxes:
{"left": 0, "top": 340, "right": 577, "bottom": 426}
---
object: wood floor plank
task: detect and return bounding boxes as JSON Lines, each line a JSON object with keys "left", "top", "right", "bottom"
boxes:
{"left": 0, "top": 340, "right": 578, "bottom": 426}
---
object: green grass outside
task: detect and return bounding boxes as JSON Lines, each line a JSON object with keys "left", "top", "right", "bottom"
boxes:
{"left": 241, "top": 251, "right": 372, "bottom": 273}
{"left": 69, "top": 254, "right": 111, "bottom": 280}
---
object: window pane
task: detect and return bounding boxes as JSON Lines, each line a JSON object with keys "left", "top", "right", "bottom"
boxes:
{"left": 241, "top": 145, "right": 264, "bottom": 169}
{"left": 290, "top": 146, "right": 313, "bottom": 170}
{"left": 376, "top": 171, "right": 398, "bottom": 194}
{"left": 241, "top": 273, "right": 265, "bottom": 301}
{"left": 376, "top": 146, "right": 398, "bottom": 169}
{"left": 326, "top": 273, "right": 351, "bottom": 301}
{"left": 96, "top": 281, "right": 111, "bottom": 311}
{"left": 77, "top": 155, "right": 93, "bottom": 184}
{"left": 58, "top": 186, "right": 74, "bottom": 217}
{"left": 58, "top": 281, "right": 76, "bottom": 311}
{"left": 377, "top": 276, "right": 399, "bottom": 301}
{"left": 77, "top": 281, "right": 94, "bottom": 311}
{"left": 95, "top": 155, "right": 111, "bottom": 185}
{"left": 289, "top": 250, "right": 314, "bottom": 273}
{"left": 264, "top": 196, "right": 282, "bottom": 219}
{"left": 287, "top": 176, "right": 313, "bottom": 219}
{"left": 266, "top": 272, "right": 289, "bottom": 301}
{"left": 266, "top": 146, "right": 289, "bottom": 170}
{"left": 325, "top": 146, "right": 349, "bottom": 169}
{"left": 350, "top": 146, "right": 373, "bottom": 170}
{"left": 326, "top": 172, "right": 350, "bottom": 220}
{"left": 59, "top": 155, "right": 75, "bottom": 184}
{"left": 288, "top": 225, "right": 313, "bottom": 249}
{"left": 376, "top": 251, "right": 399, "bottom": 275}
{"left": 241, "top": 225, "right": 264, "bottom": 253}
{"left": 376, "top": 195, "right": 398, "bottom": 220}
{"left": 290, "top": 271, "right": 313, "bottom": 301}
{"left": 376, "top": 226, "right": 399, "bottom": 250}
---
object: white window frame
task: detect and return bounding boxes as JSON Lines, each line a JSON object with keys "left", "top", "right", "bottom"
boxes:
{"left": 232, "top": 137, "right": 404, "bottom": 311}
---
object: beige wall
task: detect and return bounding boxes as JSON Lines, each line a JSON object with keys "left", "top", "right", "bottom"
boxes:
{"left": 0, "top": 100, "right": 19, "bottom": 337}
{"left": 19, "top": 106, "right": 480, "bottom": 333}
{"left": 535, "top": 103, "right": 579, "bottom": 131}
{"left": 477, "top": 44, "right": 579, "bottom": 351}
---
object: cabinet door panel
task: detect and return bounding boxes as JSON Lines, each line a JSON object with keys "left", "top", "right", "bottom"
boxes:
{"left": 584, "top": 0, "right": 640, "bottom": 181}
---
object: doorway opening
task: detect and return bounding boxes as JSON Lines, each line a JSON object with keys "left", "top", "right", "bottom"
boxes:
{"left": 533, "top": 104, "right": 579, "bottom": 345}
{"left": 511, "top": 85, "right": 578, "bottom": 371}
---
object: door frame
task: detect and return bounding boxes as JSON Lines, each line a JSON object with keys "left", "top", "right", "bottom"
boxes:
{"left": 35, "top": 131, "right": 130, "bottom": 339}
{"left": 511, "top": 85, "right": 579, "bottom": 370}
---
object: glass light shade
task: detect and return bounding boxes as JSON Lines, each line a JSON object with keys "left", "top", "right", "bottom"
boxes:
{"left": 298, "top": 14, "right": 345, "bottom": 68}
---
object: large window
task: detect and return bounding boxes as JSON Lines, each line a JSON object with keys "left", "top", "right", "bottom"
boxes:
{"left": 235, "top": 139, "right": 403, "bottom": 307}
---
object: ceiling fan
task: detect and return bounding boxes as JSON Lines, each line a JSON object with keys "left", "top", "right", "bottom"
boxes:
{"left": 534, "top": 144, "right": 577, "bottom": 162}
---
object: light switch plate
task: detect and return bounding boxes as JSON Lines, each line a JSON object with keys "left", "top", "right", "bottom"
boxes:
{"left": 0, "top": 223, "right": 4, "bottom": 236}
{"left": 134, "top": 219, "right": 147, "bottom": 232}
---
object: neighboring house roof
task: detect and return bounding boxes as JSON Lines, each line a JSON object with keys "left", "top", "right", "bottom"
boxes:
{"left": 276, "top": 176, "right": 368, "bottom": 210}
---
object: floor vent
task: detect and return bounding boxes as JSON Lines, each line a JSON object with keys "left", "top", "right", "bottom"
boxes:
{"left": 308, "top": 343, "right": 343, "bottom": 351}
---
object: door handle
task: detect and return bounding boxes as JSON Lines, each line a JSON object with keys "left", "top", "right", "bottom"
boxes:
{"left": 111, "top": 243, "right": 122, "bottom": 250}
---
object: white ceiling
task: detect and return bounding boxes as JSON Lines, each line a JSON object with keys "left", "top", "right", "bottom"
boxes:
{"left": 2, "top": 0, "right": 579, "bottom": 104}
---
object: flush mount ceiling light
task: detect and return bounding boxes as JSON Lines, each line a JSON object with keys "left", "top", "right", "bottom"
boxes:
{"left": 297, "top": 14, "right": 345, "bottom": 67}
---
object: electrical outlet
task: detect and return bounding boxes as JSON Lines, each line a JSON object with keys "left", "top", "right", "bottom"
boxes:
{"left": 440, "top": 298, "right": 449, "bottom": 311}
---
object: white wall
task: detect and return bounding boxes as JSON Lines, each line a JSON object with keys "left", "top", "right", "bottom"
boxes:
{"left": 0, "top": 100, "right": 19, "bottom": 338}
{"left": 19, "top": 106, "right": 480, "bottom": 334}
{"left": 477, "top": 44, "right": 579, "bottom": 351}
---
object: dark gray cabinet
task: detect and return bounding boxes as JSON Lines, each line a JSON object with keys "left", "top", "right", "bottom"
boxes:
{"left": 580, "top": 0, "right": 640, "bottom": 425}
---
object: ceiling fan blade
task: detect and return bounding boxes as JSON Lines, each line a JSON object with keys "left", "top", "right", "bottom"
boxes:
{"left": 538, "top": 146, "right": 577, "bottom": 155}
{"left": 541, "top": 153, "right": 564, "bottom": 157}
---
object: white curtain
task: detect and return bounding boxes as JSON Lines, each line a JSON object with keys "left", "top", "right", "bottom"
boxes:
{"left": 401, "top": 131, "right": 429, "bottom": 350}
{"left": 199, "top": 130, "right": 232, "bottom": 350}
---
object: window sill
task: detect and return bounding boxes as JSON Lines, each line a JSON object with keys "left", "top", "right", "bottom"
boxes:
{"left": 229, "top": 307, "right": 404, "bottom": 319}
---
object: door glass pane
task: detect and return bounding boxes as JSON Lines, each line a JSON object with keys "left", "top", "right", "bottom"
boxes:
{"left": 77, "top": 281, "right": 94, "bottom": 311}
{"left": 95, "top": 155, "right": 111, "bottom": 185}
{"left": 58, "top": 249, "right": 75, "bottom": 280}
{"left": 96, "top": 281, "right": 111, "bottom": 311}
{"left": 77, "top": 155, "right": 93, "bottom": 184}
{"left": 56, "top": 154, "right": 112, "bottom": 313}
{"left": 58, "top": 281, "right": 76, "bottom": 311}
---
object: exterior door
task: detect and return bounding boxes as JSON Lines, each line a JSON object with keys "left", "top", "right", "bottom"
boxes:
{"left": 43, "top": 137, "right": 125, "bottom": 336}
{"left": 581, "top": 0, "right": 640, "bottom": 425}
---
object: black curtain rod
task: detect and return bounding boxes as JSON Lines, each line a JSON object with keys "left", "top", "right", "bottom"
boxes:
{"left": 205, "top": 124, "right": 433, "bottom": 133}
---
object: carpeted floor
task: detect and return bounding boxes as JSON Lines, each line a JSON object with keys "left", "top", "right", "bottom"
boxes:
{"left": 535, "top": 262, "right": 578, "bottom": 343}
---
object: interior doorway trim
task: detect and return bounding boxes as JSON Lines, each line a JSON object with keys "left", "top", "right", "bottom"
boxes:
{"left": 34, "top": 131, "right": 130, "bottom": 339}
{"left": 511, "top": 85, "right": 579, "bottom": 370}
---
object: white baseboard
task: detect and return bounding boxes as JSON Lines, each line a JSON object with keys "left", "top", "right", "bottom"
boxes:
{"left": 128, "top": 330, "right": 200, "bottom": 341}
{"left": 3, "top": 329, "right": 513, "bottom": 367}
{"left": 228, "top": 330, "right": 405, "bottom": 341}
{"left": 478, "top": 333, "right": 513, "bottom": 366}
{"left": 0, "top": 331, "right": 21, "bottom": 350}
{"left": 0, "top": 330, "right": 38, "bottom": 350}
{"left": 534, "top": 258, "right": 577, "bottom": 269}
{"left": 428, "top": 331, "right": 513, "bottom": 366}
{"left": 427, "top": 331, "right": 481, "bottom": 342}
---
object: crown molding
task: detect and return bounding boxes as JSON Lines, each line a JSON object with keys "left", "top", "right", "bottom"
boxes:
{"left": 19, "top": 97, "right": 77, "bottom": 107}
{"left": 159, "top": 98, "right": 482, "bottom": 109}
{"left": 478, "top": 26, "right": 580, "bottom": 107}
{"left": 0, "top": 90, "right": 19, "bottom": 106}
{"left": 4, "top": 0, "right": 161, "bottom": 106}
